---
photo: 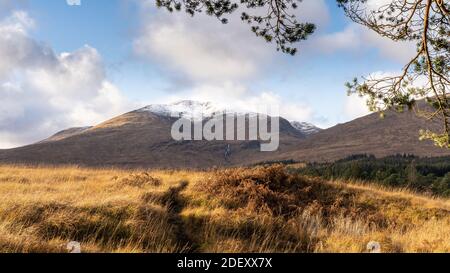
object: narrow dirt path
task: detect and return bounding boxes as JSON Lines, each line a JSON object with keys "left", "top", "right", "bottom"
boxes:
{"left": 160, "top": 181, "right": 200, "bottom": 252}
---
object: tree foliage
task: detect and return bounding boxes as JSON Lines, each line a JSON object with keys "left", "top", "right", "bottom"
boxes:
{"left": 298, "top": 154, "right": 450, "bottom": 197}
{"left": 155, "top": 0, "right": 449, "bottom": 147}
{"left": 155, "top": 0, "right": 316, "bottom": 55}
{"left": 337, "top": 0, "right": 449, "bottom": 148}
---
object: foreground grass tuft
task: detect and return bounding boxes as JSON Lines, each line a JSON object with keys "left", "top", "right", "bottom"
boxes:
{"left": 0, "top": 164, "right": 448, "bottom": 253}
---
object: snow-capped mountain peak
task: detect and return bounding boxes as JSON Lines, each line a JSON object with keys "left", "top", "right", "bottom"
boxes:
{"left": 140, "top": 100, "right": 222, "bottom": 120}
{"left": 141, "top": 101, "right": 322, "bottom": 136}
{"left": 140, "top": 100, "right": 263, "bottom": 120}
{"left": 290, "top": 121, "right": 322, "bottom": 136}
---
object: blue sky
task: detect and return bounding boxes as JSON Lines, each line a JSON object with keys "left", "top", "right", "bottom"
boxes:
{"left": 0, "top": 0, "right": 415, "bottom": 148}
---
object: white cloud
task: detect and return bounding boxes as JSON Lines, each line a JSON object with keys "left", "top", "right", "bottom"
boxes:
{"left": 133, "top": 0, "right": 326, "bottom": 122}
{"left": 134, "top": 3, "right": 272, "bottom": 83}
{"left": 134, "top": 0, "right": 330, "bottom": 83}
{"left": 0, "top": 11, "right": 132, "bottom": 148}
{"left": 294, "top": 0, "right": 330, "bottom": 27}
{"left": 362, "top": 28, "right": 417, "bottom": 62}
{"left": 343, "top": 71, "right": 397, "bottom": 120}
{"left": 313, "top": 25, "right": 361, "bottom": 52}
{"left": 313, "top": 24, "right": 416, "bottom": 63}
{"left": 135, "top": 19, "right": 260, "bottom": 82}
{"left": 312, "top": 0, "right": 419, "bottom": 63}
{"left": 344, "top": 94, "right": 372, "bottom": 120}
{"left": 158, "top": 82, "right": 314, "bottom": 122}
{"left": 343, "top": 70, "right": 430, "bottom": 120}
{"left": 0, "top": 0, "right": 27, "bottom": 15}
{"left": 366, "top": 0, "right": 394, "bottom": 11}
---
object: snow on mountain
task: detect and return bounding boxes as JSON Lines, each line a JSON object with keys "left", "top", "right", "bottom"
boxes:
{"left": 141, "top": 100, "right": 322, "bottom": 136}
{"left": 290, "top": 121, "right": 322, "bottom": 136}
{"left": 140, "top": 100, "right": 222, "bottom": 120}
{"left": 140, "top": 100, "right": 261, "bottom": 120}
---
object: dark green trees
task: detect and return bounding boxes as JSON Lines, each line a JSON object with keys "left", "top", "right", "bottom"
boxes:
{"left": 299, "top": 154, "right": 450, "bottom": 197}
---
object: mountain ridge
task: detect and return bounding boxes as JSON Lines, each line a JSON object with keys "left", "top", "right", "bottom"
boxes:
{"left": 0, "top": 100, "right": 449, "bottom": 168}
{"left": 41, "top": 100, "right": 320, "bottom": 142}
{"left": 0, "top": 103, "right": 305, "bottom": 168}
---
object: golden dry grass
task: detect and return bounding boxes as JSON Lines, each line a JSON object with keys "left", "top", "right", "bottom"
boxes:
{"left": 0, "top": 164, "right": 448, "bottom": 253}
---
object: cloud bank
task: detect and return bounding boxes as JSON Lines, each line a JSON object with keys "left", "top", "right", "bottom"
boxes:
{"left": 313, "top": 24, "right": 416, "bottom": 63}
{"left": 133, "top": 0, "right": 418, "bottom": 125}
{"left": 0, "top": 11, "right": 131, "bottom": 148}
{"left": 133, "top": 0, "right": 329, "bottom": 123}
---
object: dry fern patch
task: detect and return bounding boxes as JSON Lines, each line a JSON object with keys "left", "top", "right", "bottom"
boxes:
{"left": 0, "top": 164, "right": 448, "bottom": 253}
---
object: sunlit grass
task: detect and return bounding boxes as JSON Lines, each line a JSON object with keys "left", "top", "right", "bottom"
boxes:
{"left": 0, "top": 164, "right": 448, "bottom": 253}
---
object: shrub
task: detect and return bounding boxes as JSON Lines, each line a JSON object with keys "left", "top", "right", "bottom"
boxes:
{"left": 120, "top": 172, "right": 162, "bottom": 188}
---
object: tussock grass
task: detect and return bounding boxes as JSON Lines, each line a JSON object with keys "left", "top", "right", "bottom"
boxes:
{"left": 0, "top": 164, "right": 448, "bottom": 253}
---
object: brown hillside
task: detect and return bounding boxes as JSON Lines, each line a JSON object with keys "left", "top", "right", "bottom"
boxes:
{"left": 276, "top": 109, "right": 449, "bottom": 162}
{"left": 0, "top": 110, "right": 303, "bottom": 168}
{"left": 0, "top": 107, "right": 448, "bottom": 168}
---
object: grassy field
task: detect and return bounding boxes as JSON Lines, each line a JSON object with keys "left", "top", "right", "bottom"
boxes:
{"left": 0, "top": 164, "right": 448, "bottom": 253}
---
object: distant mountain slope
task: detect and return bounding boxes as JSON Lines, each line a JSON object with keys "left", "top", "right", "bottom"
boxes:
{"left": 275, "top": 109, "right": 450, "bottom": 162}
{"left": 144, "top": 101, "right": 322, "bottom": 136}
{"left": 0, "top": 101, "right": 304, "bottom": 168}
{"left": 290, "top": 121, "right": 322, "bottom": 136}
{"left": 40, "top": 127, "right": 93, "bottom": 143}
{"left": 141, "top": 100, "right": 221, "bottom": 120}
{"left": 0, "top": 101, "right": 448, "bottom": 168}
